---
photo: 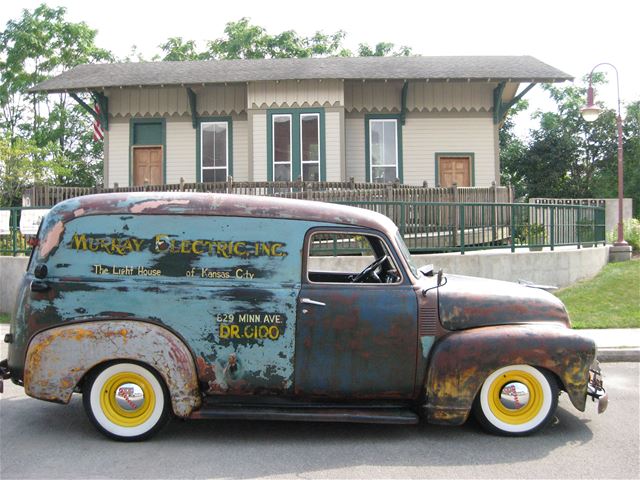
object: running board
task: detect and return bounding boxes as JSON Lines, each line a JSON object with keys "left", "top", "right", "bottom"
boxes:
{"left": 189, "top": 406, "right": 420, "bottom": 424}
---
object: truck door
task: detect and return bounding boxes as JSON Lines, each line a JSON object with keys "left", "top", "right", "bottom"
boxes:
{"left": 294, "top": 229, "right": 418, "bottom": 399}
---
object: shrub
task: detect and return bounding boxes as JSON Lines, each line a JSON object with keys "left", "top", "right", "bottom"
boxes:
{"left": 607, "top": 218, "right": 640, "bottom": 251}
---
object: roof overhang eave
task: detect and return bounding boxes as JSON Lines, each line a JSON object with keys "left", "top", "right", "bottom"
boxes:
{"left": 28, "top": 75, "right": 574, "bottom": 94}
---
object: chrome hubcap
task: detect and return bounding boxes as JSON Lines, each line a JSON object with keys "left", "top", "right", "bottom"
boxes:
{"left": 499, "top": 381, "right": 530, "bottom": 410}
{"left": 114, "top": 382, "right": 145, "bottom": 411}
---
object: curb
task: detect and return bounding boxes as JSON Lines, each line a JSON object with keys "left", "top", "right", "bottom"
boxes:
{"left": 597, "top": 348, "right": 640, "bottom": 363}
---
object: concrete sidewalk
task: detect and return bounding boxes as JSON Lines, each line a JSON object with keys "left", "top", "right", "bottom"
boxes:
{"left": 0, "top": 324, "right": 638, "bottom": 362}
{"left": 577, "top": 328, "right": 640, "bottom": 362}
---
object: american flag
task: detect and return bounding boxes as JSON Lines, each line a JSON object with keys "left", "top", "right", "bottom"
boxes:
{"left": 93, "top": 103, "right": 104, "bottom": 141}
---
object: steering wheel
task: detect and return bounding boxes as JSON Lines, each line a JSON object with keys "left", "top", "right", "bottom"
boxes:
{"left": 351, "top": 255, "right": 388, "bottom": 283}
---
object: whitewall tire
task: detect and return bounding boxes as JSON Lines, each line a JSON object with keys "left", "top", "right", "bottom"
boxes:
{"left": 473, "top": 364, "right": 558, "bottom": 436}
{"left": 83, "top": 362, "right": 170, "bottom": 441}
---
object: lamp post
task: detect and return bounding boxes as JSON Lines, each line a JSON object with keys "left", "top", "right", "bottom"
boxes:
{"left": 580, "top": 63, "right": 628, "bottom": 247}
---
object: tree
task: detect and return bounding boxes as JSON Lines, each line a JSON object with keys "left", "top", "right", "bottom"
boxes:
{"left": 357, "top": 42, "right": 412, "bottom": 57}
{"left": 591, "top": 100, "right": 640, "bottom": 217}
{"left": 501, "top": 77, "right": 621, "bottom": 200}
{"left": 157, "top": 18, "right": 411, "bottom": 61}
{"left": 0, "top": 4, "right": 111, "bottom": 204}
{"left": 499, "top": 99, "right": 529, "bottom": 198}
{"left": 0, "top": 136, "right": 52, "bottom": 206}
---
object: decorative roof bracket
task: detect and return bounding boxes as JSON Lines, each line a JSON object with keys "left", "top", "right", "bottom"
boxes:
{"left": 493, "top": 81, "right": 537, "bottom": 125}
{"left": 400, "top": 81, "right": 408, "bottom": 125}
{"left": 69, "top": 91, "right": 109, "bottom": 131}
{"left": 187, "top": 87, "right": 197, "bottom": 129}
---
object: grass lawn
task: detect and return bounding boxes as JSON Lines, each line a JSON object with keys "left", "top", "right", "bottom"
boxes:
{"left": 0, "top": 313, "right": 9, "bottom": 324}
{"left": 556, "top": 258, "right": 640, "bottom": 329}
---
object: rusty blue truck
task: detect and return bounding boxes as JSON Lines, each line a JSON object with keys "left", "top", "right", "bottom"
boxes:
{"left": 0, "top": 193, "right": 607, "bottom": 440}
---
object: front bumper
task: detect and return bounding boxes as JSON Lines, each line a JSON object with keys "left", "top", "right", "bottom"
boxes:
{"left": 0, "top": 359, "right": 10, "bottom": 394}
{"left": 587, "top": 361, "right": 608, "bottom": 414}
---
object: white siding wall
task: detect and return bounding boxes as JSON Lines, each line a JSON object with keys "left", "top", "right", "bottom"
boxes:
{"left": 166, "top": 120, "right": 196, "bottom": 183}
{"left": 403, "top": 116, "right": 496, "bottom": 186}
{"left": 345, "top": 117, "right": 365, "bottom": 182}
{"left": 233, "top": 120, "right": 249, "bottom": 181}
{"left": 107, "top": 121, "right": 129, "bottom": 187}
{"left": 252, "top": 113, "right": 267, "bottom": 181}
{"left": 324, "top": 111, "right": 342, "bottom": 181}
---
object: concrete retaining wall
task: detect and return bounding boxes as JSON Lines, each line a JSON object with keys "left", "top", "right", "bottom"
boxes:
{"left": 0, "top": 257, "right": 28, "bottom": 314}
{"left": 0, "top": 246, "right": 609, "bottom": 313}
{"left": 412, "top": 246, "right": 610, "bottom": 288}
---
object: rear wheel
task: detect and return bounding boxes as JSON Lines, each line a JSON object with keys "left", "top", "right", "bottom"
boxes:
{"left": 474, "top": 365, "right": 558, "bottom": 436}
{"left": 83, "top": 362, "right": 170, "bottom": 441}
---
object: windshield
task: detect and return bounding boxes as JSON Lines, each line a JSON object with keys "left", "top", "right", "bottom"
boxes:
{"left": 395, "top": 231, "right": 419, "bottom": 278}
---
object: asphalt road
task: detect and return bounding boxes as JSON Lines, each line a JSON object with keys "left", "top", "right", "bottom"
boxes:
{"left": 1, "top": 353, "right": 638, "bottom": 479}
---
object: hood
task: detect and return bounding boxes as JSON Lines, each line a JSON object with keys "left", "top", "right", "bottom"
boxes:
{"left": 436, "top": 274, "right": 570, "bottom": 331}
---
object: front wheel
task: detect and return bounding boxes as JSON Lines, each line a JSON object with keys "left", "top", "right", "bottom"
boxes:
{"left": 83, "top": 362, "right": 171, "bottom": 441}
{"left": 473, "top": 365, "right": 558, "bottom": 436}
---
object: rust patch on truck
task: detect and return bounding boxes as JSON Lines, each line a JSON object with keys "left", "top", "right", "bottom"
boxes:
{"left": 24, "top": 321, "right": 201, "bottom": 417}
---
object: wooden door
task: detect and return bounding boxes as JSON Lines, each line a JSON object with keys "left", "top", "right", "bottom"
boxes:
{"left": 133, "top": 147, "right": 162, "bottom": 186}
{"left": 439, "top": 157, "right": 471, "bottom": 187}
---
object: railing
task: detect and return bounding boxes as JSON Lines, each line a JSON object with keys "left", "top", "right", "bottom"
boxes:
{"left": 1, "top": 202, "right": 606, "bottom": 256}
{"left": 22, "top": 180, "right": 513, "bottom": 207}
{"left": 0, "top": 207, "right": 47, "bottom": 256}
{"left": 335, "top": 201, "right": 605, "bottom": 253}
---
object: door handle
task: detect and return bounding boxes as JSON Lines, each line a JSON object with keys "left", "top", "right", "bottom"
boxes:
{"left": 30, "top": 280, "right": 50, "bottom": 292}
{"left": 300, "top": 298, "right": 326, "bottom": 307}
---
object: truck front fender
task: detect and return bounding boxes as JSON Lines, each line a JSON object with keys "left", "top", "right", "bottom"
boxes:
{"left": 24, "top": 320, "right": 201, "bottom": 417}
{"left": 424, "top": 325, "right": 596, "bottom": 425}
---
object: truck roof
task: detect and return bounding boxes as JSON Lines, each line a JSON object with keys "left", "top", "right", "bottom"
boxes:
{"left": 45, "top": 192, "right": 397, "bottom": 234}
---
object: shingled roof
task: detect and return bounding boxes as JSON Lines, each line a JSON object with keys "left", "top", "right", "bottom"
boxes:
{"left": 30, "top": 56, "right": 572, "bottom": 93}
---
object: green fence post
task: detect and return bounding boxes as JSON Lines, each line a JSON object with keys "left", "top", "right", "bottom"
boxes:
{"left": 576, "top": 206, "right": 581, "bottom": 249}
{"left": 11, "top": 207, "right": 18, "bottom": 256}
{"left": 510, "top": 204, "right": 516, "bottom": 253}
{"left": 550, "top": 205, "right": 555, "bottom": 251}
{"left": 460, "top": 204, "right": 465, "bottom": 255}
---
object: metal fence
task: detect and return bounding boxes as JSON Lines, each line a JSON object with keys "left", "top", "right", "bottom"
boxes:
{"left": 0, "top": 201, "right": 606, "bottom": 257}
{"left": 337, "top": 201, "right": 606, "bottom": 253}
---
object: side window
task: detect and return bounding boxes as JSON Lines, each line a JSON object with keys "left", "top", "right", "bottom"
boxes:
{"left": 268, "top": 109, "right": 325, "bottom": 181}
{"left": 197, "top": 118, "right": 232, "bottom": 182}
{"left": 306, "top": 231, "right": 402, "bottom": 284}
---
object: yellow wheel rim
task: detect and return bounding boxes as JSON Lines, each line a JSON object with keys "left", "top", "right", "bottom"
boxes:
{"left": 487, "top": 369, "right": 544, "bottom": 425}
{"left": 99, "top": 371, "right": 156, "bottom": 427}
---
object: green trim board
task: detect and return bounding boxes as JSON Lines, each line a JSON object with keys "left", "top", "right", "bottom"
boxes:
{"left": 266, "top": 108, "right": 326, "bottom": 181}
{"left": 434, "top": 152, "right": 475, "bottom": 187}
{"left": 364, "top": 114, "right": 404, "bottom": 183}
{"left": 128, "top": 118, "right": 166, "bottom": 186}
{"left": 196, "top": 116, "right": 233, "bottom": 182}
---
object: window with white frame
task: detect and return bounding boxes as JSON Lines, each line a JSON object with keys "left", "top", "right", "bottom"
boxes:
{"left": 369, "top": 118, "right": 399, "bottom": 183}
{"left": 270, "top": 110, "right": 323, "bottom": 182}
{"left": 201, "top": 122, "right": 229, "bottom": 182}
{"left": 272, "top": 114, "right": 292, "bottom": 181}
{"left": 300, "top": 113, "right": 320, "bottom": 181}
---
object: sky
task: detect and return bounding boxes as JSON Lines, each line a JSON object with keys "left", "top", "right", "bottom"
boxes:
{"left": 2, "top": 0, "right": 639, "bottom": 138}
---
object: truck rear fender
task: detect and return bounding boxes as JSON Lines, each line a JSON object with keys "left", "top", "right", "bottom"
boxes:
{"left": 24, "top": 320, "right": 201, "bottom": 417}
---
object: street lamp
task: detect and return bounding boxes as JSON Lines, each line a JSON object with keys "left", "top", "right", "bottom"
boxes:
{"left": 580, "top": 63, "right": 628, "bottom": 247}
